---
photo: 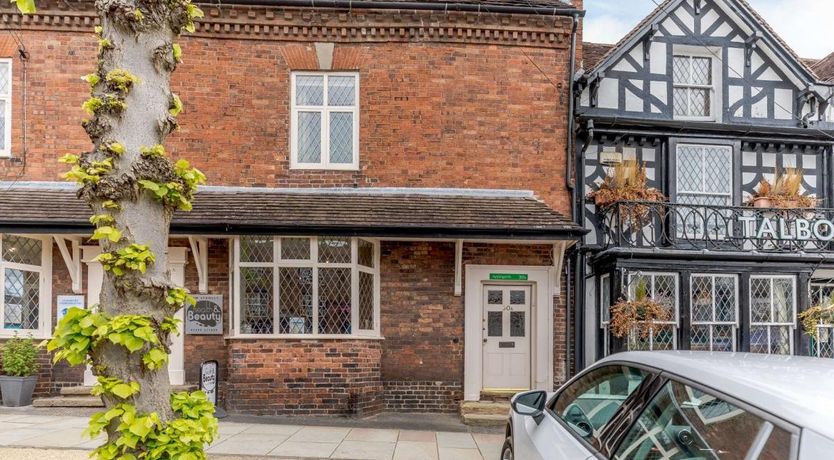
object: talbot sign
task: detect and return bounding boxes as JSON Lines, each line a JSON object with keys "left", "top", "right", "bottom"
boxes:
{"left": 185, "top": 294, "right": 223, "bottom": 335}
{"left": 738, "top": 216, "right": 834, "bottom": 241}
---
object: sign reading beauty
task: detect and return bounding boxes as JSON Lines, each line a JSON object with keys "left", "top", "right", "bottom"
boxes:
{"left": 738, "top": 215, "right": 834, "bottom": 241}
{"left": 185, "top": 294, "right": 223, "bottom": 335}
{"left": 200, "top": 360, "right": 218, "bottom": 406}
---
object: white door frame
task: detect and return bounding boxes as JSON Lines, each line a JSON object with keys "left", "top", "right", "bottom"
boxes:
{"left": 81, "top": 246, "right": 188, "bottom": 386}
{"left": 464, "top": 265, "right": 554, "bottom": 401}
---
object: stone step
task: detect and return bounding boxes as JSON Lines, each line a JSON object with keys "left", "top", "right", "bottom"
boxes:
{"left": 479, "top": 389, "right": 519, "bottom": 402}
{"left": 33, "top": 396, "right": 104, "bottom": 408}
{"left": 461, "top": 413, "right": 508, "bottom": 427}
{"left": 60, "top": 384, "right": 198, "bottom": 396}
{"left": 460, "top": 400, "right": 510, "bottom": 416}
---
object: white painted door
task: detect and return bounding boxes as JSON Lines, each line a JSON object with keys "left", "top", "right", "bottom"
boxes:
{"left": 82, "top": 247, "right": 187, "bottom": 386}
{"left": 482, "top": 285, "right": 531, "bottom": 390}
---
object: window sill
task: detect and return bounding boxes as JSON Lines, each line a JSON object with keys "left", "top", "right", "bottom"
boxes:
{"left": 225, "top": 334, "right": 384, "bottom": 340}
{"left": 289, "top": 165, "right": 360, "bottom": 172}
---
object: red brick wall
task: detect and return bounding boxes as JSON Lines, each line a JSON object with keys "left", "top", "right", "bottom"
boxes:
{"left": 225, "top": 339, "right": 383, "bottom": 416}
{"left": 0, "top": 19, "right": 573, "bottom": 215}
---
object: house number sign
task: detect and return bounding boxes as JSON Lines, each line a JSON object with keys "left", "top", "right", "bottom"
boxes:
{"left": 738, "top": 216, "right": 834, "bottom": 241}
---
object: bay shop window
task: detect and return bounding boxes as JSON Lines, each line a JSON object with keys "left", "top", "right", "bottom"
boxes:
{"left": 233, "top": 236, "right": 379, "bottom": 337}
{"left": 0, "top": 234, "right": 51, "bottom": 337}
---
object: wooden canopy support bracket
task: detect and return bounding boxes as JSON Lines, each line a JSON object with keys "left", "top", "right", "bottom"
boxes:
{"left": 643, "top": 24, "right": 659, "bottom": 62}
{"left": 745, "top": 32, "right": 761, "bottom": 67}
{"left": 188, "top": 237, "right": 209, "bottom": 294}
{"left": 454, "top": 239, "right": 463, "bottom": 296}
{"left": 552, "top": 241, "right": 567, "bottom": 298}
{"left": 53, "top": 236, "right": 82, "bottom": 294}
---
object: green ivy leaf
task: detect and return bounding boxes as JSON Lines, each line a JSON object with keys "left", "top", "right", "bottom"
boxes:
{"left": 111, "top": 383, "right": 135, "bottom": 399}
{"left": 11, "top": 0, "right": 36, "bottom": 14}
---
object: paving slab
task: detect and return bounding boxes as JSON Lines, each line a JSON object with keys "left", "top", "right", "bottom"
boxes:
{"left": 287, "top": 426, "right": 351, "bottom": 443}
{"left": 392, "top": 441, "right": 438, "bottom": 460}
{"left": 437, "top": 447, "right": 483, "bottom": 460}
{"left": 435, "top": 432, "right": 477, "bottom": 449}
{"left": 346, "top": 428, "right": 400, "bottom": 443}
{"left": 331, "top": 440, "right": 396, "bottom": 460}
{"left": 269, "top": 440, "right": 339, "bottom": 458}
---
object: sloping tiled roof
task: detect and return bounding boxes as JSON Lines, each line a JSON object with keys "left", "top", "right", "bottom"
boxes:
{"left": 812, "top": 51, "right": 834, "bottom": 82}
{"left": 359, "top": 0, "right": 574, "bottom": 8}
{"left": 582, "top": 42, "right": 614, "bottom": 70}
{"left": 585, "top": 0, "right": 820, "bottom": 82}
{"left": 0, "top": 185, "right": 584, "bottom": 239}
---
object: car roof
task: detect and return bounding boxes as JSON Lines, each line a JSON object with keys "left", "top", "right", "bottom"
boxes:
{"left": 597, "top": 351, "right": 834, "bottom": 439}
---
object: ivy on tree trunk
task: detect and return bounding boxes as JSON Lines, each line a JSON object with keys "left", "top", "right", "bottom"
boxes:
{"left": 15, "top": 0, "right": 217, "bottom": 457}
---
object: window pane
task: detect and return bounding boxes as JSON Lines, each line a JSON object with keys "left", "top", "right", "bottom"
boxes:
{"left": 601, "top": 276, "right": 611, "bottom": 324}
{"left": 510, "top": 311, "right": 525, "bottom": 337}
{"left": 677, "top": 145, "right": 703, "bottom": 192}
{"left": 715, "top": 276, "right": 737, "bottom": 322}
{"left": 672, "top": 56, "right": 689, "bottom": 84}
{"left": 690, "top": 88, "right": 710, "bottom": 116}
{"left": 553, "top": 365, "right": 651, "bottom": 449}
{"left": 281, "top": 238, "right": 310, "bottom": 260}
{"left": 614, "top": 381, "right": 785, "bottom": 460}
{"left": 239, "top": 236, "right": 273, "bottom": 263}
{"left": 773, "top": 278, "right": 793, "bottom": 323}
{"left": 358, "top": 239, "right": 374, "bottom": 268}
{"left": 769, "top": 325, "right": 791, "bottom": 355}
{"left": 318, "top": 237, "right": 351, "bottom": 264}
{"left": 239, "top": 267, "right": 273, "bottom": 334}
{"left": 295, "top": 75, "right": 323, "bottom": 105}
{"left": 510, "top": 290, "right": 526, "bottom": 305}
{"left": 358, "top": 271, "right": 373, "bottom": 330}
{"left": 0, "top": 99, "right": 6, "bottom": 151}
{"left": 327, "top": 76, "right": 355, "bottom": 106}
{"left": 692, "top": 57, "right": 712, "bottom": 85}
{"left": 703, "top": 146, "right": 731, "bottom": 194}
{"left": 751, "top": 278, "right": 772, "bottom": 322}
{"left": 279, "top": 267, "right": 313, "bottom": 334}
{"left": 2, "top": 235, "right": 42, "bottom": 266}
{"left": 691, "top": 276, "right": 713, "bottom": 322}
{"left": 487, "top": 311, "right": 502, "bottom": 337}
{"left": 329, "top": 112, "right": 353, "bottom": 164}
{"left": 488, "top": 290, "right": 503, "bottom": 305}
{"left": 673, "top": 88, "right": 689, "bottom": 116}
{"left": 297, "top": 111, "right": 322, "bottom": 163}
{"left": 4, "top": 268, "right": 39, "bottom": 330}
{"left": 318, "top": 267, "right": 351, "bottom": 334}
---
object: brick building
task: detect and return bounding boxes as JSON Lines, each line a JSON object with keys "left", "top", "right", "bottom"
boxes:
{"left": 0, "top": 0, "right": 584, "bottom": 416}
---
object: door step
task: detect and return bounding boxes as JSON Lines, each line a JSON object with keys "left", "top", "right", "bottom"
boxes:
{"left": 33, "top": 396, "right": 104, "bottom": 408}
{"left": 460, "top": 399, "right": 510, "bottom": 426}
{"left": 59, "top": 384, "right": 197, "bottom": 397}
{"left": 462, "top": 413, "right": 508, "bottom": 427}
{"left": 479, "top": 389, "right": 520, "bottom": 402}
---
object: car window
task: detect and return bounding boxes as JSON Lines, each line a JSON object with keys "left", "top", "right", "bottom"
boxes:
{"left": 550, "top": 365, "right": 651, "bottom": 448}
{"left": 614, "top": 380, "right": 794, "bottom": 460}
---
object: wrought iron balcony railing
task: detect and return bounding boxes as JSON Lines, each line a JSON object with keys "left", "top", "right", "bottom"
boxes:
{"left": 599, "top": 200, "right": 834, "bottom": 253}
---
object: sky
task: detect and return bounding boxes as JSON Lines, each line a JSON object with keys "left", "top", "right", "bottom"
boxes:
{"left": 583, "top": 0, "right": 834, "bottom": 59}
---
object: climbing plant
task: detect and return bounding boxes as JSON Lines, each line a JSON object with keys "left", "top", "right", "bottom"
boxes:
{"left": 12, "top": 0, "right": 216, "bottom": 457}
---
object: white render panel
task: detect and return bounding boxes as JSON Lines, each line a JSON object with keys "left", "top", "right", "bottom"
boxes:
{"left": 642, "top": 147, "right": 656, "bottom": 163}
{"left": 673, "top": 8, "right": 694, "bottom": 33}
{"left": 782, "top": 154, "right": 797, "bottom": 168}
{"left": 774, "top": 88, "right": 793, "bottom": 120}
{"left": 598, "top": 78, "right": 619, "bottom": 109}
{"left": 727, "top": 48, "right": 745, "bottom": 77}
{"left": 662, "top": 17, "right": 684, "bottom": 36}
{"left": 762, "top": 152, "right": 776, "bottom": 168}
{"left": 650, "top": 42, "right": 667, "bottom": 74}
{"left": 613, "top": 53, "right": 638, "bottom": 72}
{"left": 580, "top": 87, "right": 590, "bottom": 107}
{"left": 701, "top": 8, "right": 719, "bottom": 32}
{"left": 625, "top": 87, "right": 642, "bottom": 112}
{"left": 804, "top": 154, "right": 818, "bottom": 170}
{"left": 751, "top": 87, "right": 767, "bottom": 118}
{"left": 650, "top": 81, "right": 667, "bottom": 103}
{"left": 758, "top": 66, "right": 781, "bottom": 82}
{"left": 627, "top": 46, "right": 643, "bottom": 70}
{"left": 622, "top": 146, "right": 637, "bottom": 161}
{"left": 729, "top": 85, "right": 743, "bottom": 115}
{"left": 751, "top": 52, "right": 765, "bottom": 75}
{"left": 712, "top": 21, "right": 734, "bottom": 38}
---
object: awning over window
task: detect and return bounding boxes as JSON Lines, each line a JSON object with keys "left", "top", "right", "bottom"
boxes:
{"left": 0, "top": 183, "right": 585, "bottom": 240}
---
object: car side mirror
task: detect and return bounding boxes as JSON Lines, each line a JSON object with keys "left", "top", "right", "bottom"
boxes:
{"left": 511, "top": 390, "right": 547, "bottom": 425}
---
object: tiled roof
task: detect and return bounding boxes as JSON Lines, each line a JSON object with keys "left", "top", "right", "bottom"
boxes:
{"left": 360, "top": 0, "right": 574, "bottom": 8}
{"left": 812, "top": 51, "right": 834, "bottom": 82}
{"left": 582, "top": 42, "right": 614, "bottom": 70}
{"left": 0, "top": 185, "right": 584, "bottom": 239}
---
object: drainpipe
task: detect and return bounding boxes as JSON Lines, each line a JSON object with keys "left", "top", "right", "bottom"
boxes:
{"left": 215, "top": 0, "right": 584, "bottom": 17}
{"left": 572, "top": 120, "right": 593, "bottom": 374}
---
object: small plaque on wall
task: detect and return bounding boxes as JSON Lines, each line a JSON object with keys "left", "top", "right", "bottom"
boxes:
{"left": 185, "top": 294, "right": 223, "bottom": 335}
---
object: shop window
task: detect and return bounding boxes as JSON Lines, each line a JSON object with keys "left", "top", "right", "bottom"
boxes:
{"left": 673, "top": 54, "right": 715, "bottom": 120}
{"left": 750, "top": 275, "right": 795, "bottom": 355}
{"left": 0, "top": 234, "right": 51, "bottom": 337}
{"left": 599, "top": 274, "right": 611, "bottom": 356}
{"left": 290, "top": 72, "right": 359, "bottom": 170}
{"left": 810, "top": 281, "right": 834, "bottom": 358}
{"left": 627, "top": 272, "right": 678, "bottom": 351}
{"left": 234, "top": 236, "right": 379, "bottom": 337}
{"left": 690, "top": 274, "right": 738, "bottom": 352}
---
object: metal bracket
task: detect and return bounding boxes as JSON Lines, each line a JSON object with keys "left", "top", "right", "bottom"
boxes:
{"left": 454, "top": 239, "right": 463, "bottom": 296}
{"left": 53, "top": 236, "right": 82, "bottom": 294}
{"left": 188, "top": 237, "right": 209, "bottom": 294}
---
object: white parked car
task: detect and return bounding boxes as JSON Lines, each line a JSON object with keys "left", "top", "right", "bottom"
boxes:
{"left": 502, "top": 351, "right": 834, "bottom": 460}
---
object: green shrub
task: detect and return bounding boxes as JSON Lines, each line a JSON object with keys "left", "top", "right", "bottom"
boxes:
{"left": 1, "top": 334, "right": 40, "bottom": 377}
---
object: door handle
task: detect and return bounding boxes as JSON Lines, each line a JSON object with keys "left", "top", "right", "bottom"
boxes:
{"left": 483, "top": 338, "right": 487, "bottom": 343}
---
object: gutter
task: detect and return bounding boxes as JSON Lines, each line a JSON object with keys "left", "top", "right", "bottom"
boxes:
{"left": 210, "top": 0, "right": 585, "bottom": 17}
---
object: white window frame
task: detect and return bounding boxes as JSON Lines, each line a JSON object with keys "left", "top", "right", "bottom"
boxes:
{"left": 0, "top": 234, "right": 52, "bottom": 338}
{"left": 290, "top": 72, "right": 360, "bottom": 171}
{"left": 232, "top": 236, "right": 380, "bottom": 339}
{"left": 599, "top": 273, "right": 611, "bottom": 356}
{"left": 675, "top": 143, "right": 733, "bottom": 205}
{"left": 626, "top": 271, "right": 680, "bottom": 351}
{"left": 672, "top": 46, "right": 720, "bottom": 122}
{"left": 690, "top": 274, "right": 739, "bottom": 352}
{"left": 0, "top": 58, "right": 12, "bottom": 157}
{"left": 749, "top": 275, "right": 796, "bottom": 355}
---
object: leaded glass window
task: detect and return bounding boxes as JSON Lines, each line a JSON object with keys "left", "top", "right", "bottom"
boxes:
{"left": 0, "top": 234, "right": 48, "bottom": 336}
{"left": 690, "top": 275, "right": 738, "bottom": 352}
{"left": 627, "top": 272, "right": 679, "bottom": 351}
{"left": 291, "top": 72, "right": 359, "bottom": 169}
{"left": 235, "top": 236, "right": 379, "bottom": 337}
{"left": 0, "top": 60, "right": 11, "bottom": 157}
{"left": 676, "top": 144, "right": 733, "bottom": 238}
{"left": 750, "top": 276, "right": 795, "bottom": 355}
{"left": 673, "top": 55, "right": 714, "bottom": 119}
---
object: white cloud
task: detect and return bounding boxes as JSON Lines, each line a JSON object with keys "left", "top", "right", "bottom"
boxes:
{"left": 583, "top": 0, "right": 834, "bottom": 59}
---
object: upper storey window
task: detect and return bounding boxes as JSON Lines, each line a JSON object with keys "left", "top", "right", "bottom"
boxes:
{"left": 0, "top": 59, "right": 11, "bottom": 157}
{"left": 673, "top": 54, "right": 714, "bottom": 120}
{"left": 290, "top": 72, "right": 359, "bottom": 170}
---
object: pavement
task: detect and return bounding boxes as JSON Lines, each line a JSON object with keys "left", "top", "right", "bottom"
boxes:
{"left": 0, "top": 407, "right": 505, "bottom": 460}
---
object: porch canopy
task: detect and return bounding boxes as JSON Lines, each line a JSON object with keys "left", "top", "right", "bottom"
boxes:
{"left": 0, "top": 182, "right": 585, "bottom": 240}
